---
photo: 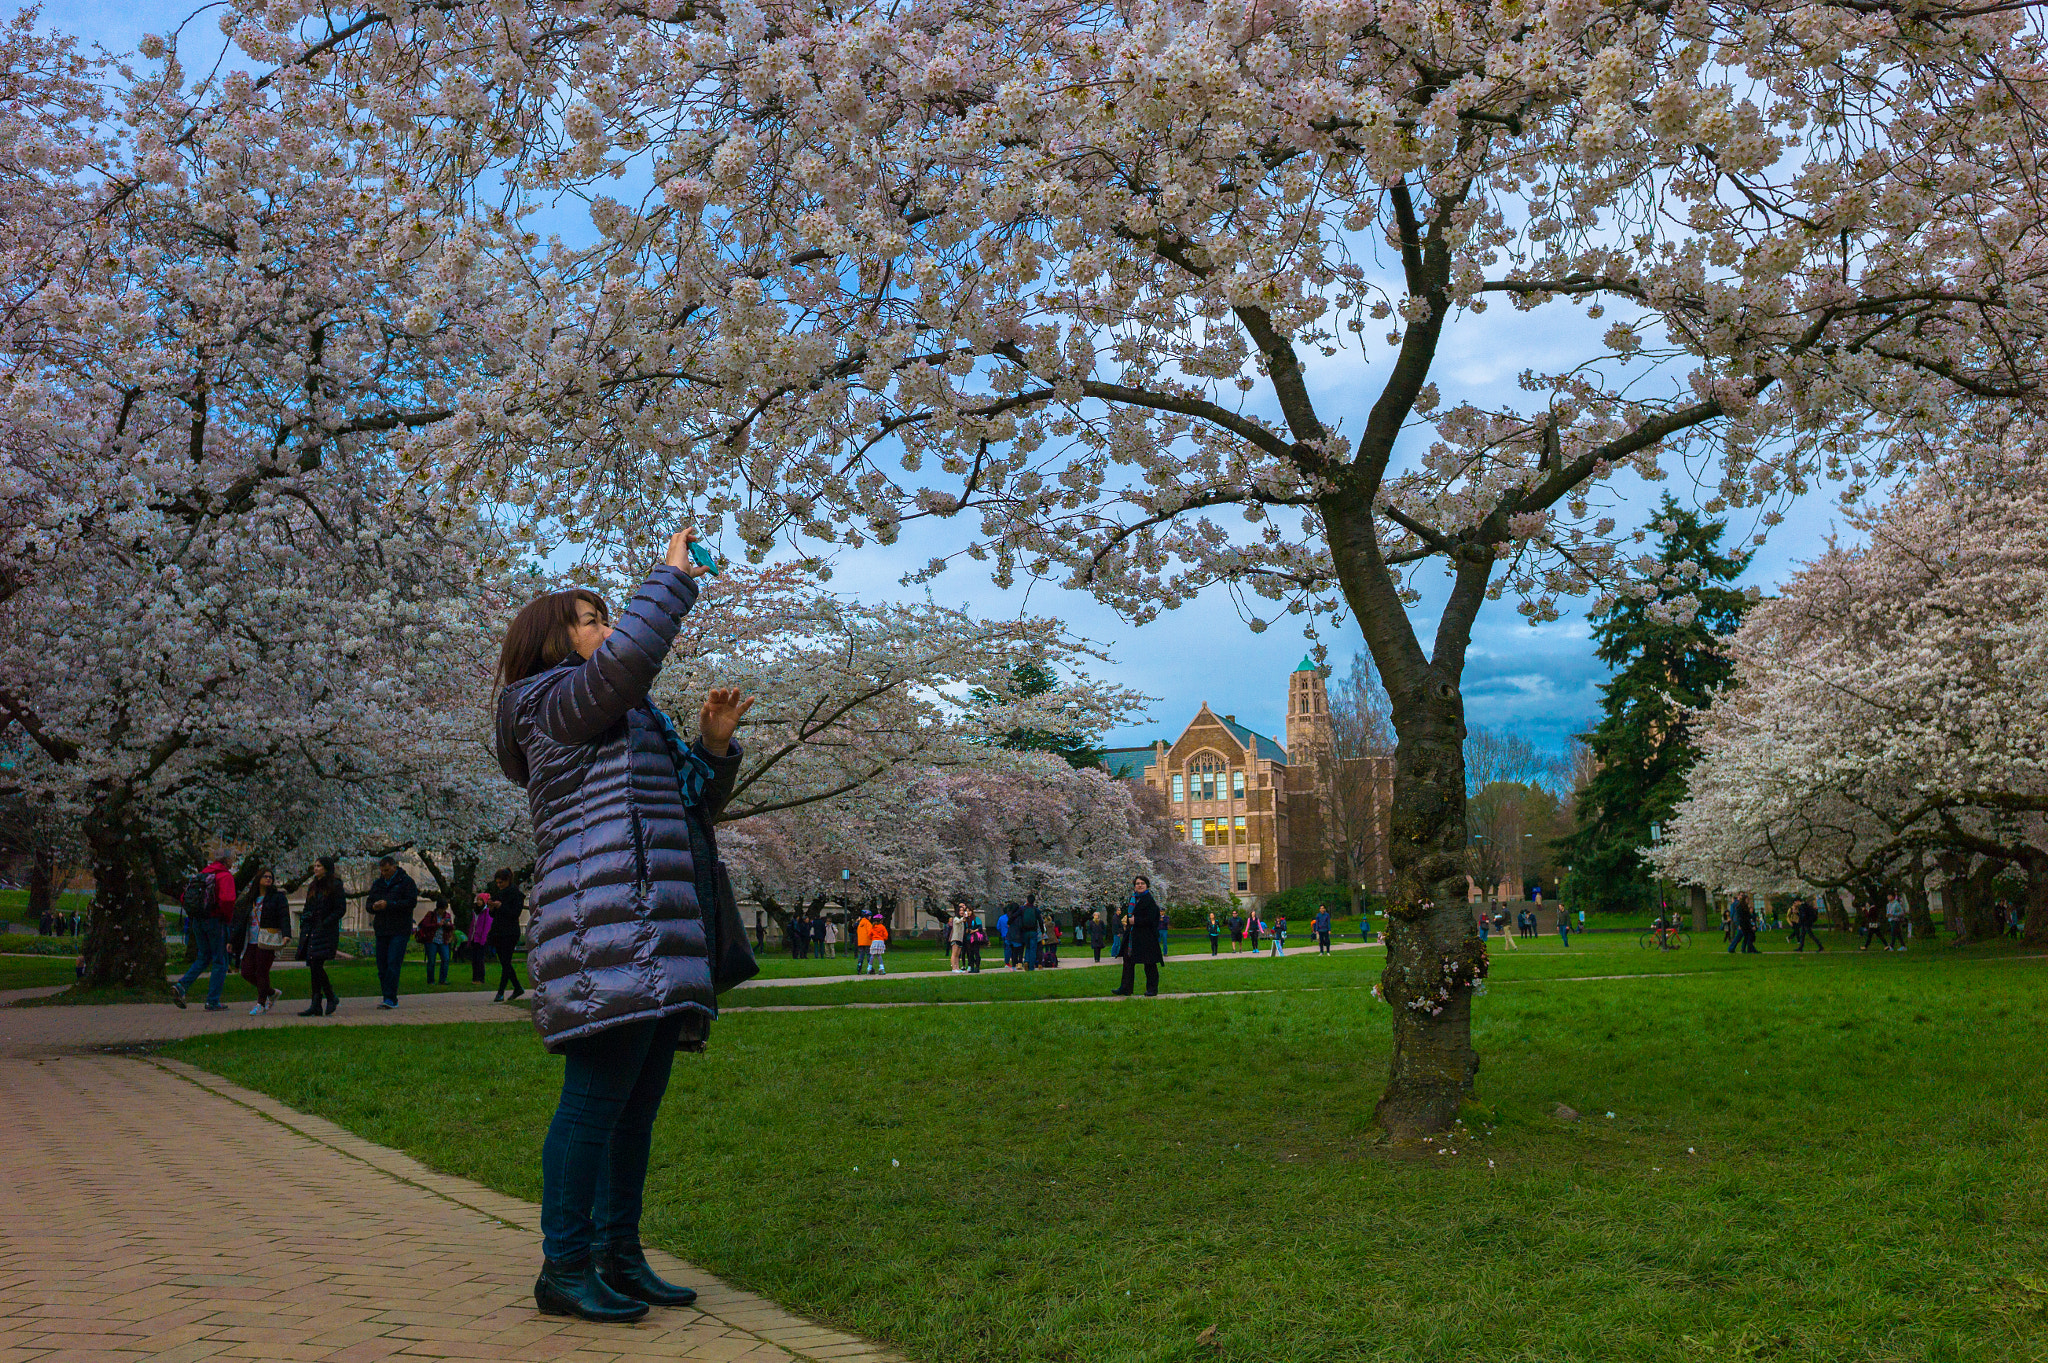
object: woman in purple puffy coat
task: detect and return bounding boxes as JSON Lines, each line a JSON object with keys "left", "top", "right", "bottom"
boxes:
{"left": 494, "top": 527, "right": 751, "bottom": 1323}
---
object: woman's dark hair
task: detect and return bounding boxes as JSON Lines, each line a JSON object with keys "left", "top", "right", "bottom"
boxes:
{"left": 497, "top": 589, "right": 610, "bottom": 687}
{"left": 492, "top": 867, "right": 515, "bottom": 885}
{"left": 315, "top": 855, "right": 336, "bottom": 880}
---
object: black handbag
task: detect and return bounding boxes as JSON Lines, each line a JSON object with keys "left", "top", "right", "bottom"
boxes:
{"left": 708, "top": 860, "right": 759, "bottom": 993}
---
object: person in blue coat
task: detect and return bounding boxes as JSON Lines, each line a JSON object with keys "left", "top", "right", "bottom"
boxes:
{"left": 1312, "top": 906, "right": 1333, "bottom": 954}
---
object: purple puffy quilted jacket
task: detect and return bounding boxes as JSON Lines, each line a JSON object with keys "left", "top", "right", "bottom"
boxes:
{"left": 494, "top": 565, "right": 740, "bottom": 1051}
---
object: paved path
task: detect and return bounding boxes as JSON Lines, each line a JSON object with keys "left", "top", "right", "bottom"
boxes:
{"left": 0, "top": 988, "right": 529, "bottom": 1059}
{"left": 0, "top": 1054, "right": 906, "bottom": 1363}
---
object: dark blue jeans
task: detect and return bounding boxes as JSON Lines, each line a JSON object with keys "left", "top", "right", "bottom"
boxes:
{"left": 176, "top": 917, "right": 229, "bottom": 1007}
{"left": 1021, "top": 931, "right": 1040, "bottom": 971}
{"left": 423, "top": 940, "right": 450, "bottom": 983}
{"left": 374, "top": 932, "right": 408, "bottom": 1002}
{"left": 541, "top": 1013, "right": 685, "bottom": 1263}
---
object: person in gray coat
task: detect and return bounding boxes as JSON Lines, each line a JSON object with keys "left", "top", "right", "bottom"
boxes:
{"left": 495, "top": 527, "right": 751, "bottom": 1325}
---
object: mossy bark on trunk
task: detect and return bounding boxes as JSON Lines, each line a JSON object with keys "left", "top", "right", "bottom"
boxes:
{"left": 78, "top": 814, "right": 169, "bottom": 993}
{"left": 1373, "top": 684, "right": 1482, "bottom": 1138}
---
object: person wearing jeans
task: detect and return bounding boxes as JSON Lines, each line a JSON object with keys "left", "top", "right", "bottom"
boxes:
{"left": 366, "top": 856, "right": 419, "bottom": 1007}
{"left": 494, "top": 530, "right": 747, "bottom": 1323}
{"left": 540, "top": 1013, "right": 684, "bottom": 1276}
{"left": 170, "top": 858, "right": 237, "bottom": 1011}
{"left": 174, "top": 915, "right": 231, "bottom": 1010}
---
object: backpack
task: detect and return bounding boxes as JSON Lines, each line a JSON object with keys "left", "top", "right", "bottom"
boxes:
{"left": 181, "top": 871, "right": 219, "bottom": 921}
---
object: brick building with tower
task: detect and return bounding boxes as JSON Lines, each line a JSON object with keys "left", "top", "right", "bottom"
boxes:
{"left": 1103, "top": 657, "right": 1393, "bottom": 906}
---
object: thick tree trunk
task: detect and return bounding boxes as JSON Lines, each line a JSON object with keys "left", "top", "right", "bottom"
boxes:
{"left": 1689, "top": 884, "right": 1709, "bottom": 934}
{"left": 78, "top": 814, "right": 169, "bottom": 993}
{"left": 2025, "top": 859, "right": 2048, "bottom": 944}
{"left": 1373, "top": 688, "right": 1483, "bottom": 1139}
{"left": 1905, "top": 852, "right": 1935, "bottom": 940}
{"left": 27, "top": 843, "right": 55, "bottom": 927}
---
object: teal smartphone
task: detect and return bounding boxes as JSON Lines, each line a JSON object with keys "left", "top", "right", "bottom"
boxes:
{"left": 688, "top": 540, "right": 722, "bottom": 575}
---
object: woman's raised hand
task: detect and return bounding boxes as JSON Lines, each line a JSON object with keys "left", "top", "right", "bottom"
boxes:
{"left": 699, "top": 687, "right": 755, "bottom": 754}
{"left": 667, "top": 526, "right": 709, "bottom": 577}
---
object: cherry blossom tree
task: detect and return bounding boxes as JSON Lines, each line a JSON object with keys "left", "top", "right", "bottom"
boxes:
{"left": 1653, "top": 434, "right": 2048, "bottom": 942}
{"left": 0, "top": 21, "right": 512, "bottom": 989}
{"left": 644, "top": 562, "right": 1147, "bottom": 820}
{"left": 723, "top": 757, "right": 1213, "bottom": 932}
{"left": 141, "top": 0, "right": 2048, "bottom": 1129}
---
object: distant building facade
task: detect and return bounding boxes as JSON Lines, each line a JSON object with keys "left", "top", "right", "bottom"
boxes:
{"left": 1104, "top": 658, "right": 1393, "bottom": 905}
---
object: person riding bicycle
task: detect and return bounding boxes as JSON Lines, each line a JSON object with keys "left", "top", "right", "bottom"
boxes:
{"left": 1651, "top": 913, "right": 1677, "bottom": 949}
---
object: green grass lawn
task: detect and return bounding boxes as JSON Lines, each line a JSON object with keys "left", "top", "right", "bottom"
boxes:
{"left": 1, "top": 943, "right": 531, "bottom": 1005}
{"left": 165, "top": 933, "right": 2048, "bottom": 1363}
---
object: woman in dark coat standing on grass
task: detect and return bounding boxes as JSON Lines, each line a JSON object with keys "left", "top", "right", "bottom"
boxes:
{"left": 487, "top": 868, "right": 528, "bottom": 1002}
{"left": 296, "top": 857, "right": 345, "bottom": 1017}
{"left": 1113, "top": 875, "right": 1164, "bottom": 997}
{"left": 495, "top": 527, "right": 751, "bottom": 1324}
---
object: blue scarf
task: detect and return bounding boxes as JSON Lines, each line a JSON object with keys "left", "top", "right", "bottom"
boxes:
{"left": 647, "top": 704, "right": 719, "bottom": 808}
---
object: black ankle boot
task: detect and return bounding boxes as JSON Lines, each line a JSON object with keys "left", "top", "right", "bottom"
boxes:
{"left": 298, "top": 1001, "right": 323, "bottom": 1017}
{"left": 534, "top": 1255, "right": 649, "bottom": 1322}
{"left": 595, "top": 1241, "right": 698, "bottom": 1307}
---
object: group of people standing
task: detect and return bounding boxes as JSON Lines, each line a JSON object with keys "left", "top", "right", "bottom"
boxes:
{"left": 168, "top": 854, "right": 529, "bottom": 1014}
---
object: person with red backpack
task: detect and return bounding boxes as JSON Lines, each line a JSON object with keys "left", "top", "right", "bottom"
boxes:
{"left": 170, "top": 858, "right": 237, "bottom": 1011}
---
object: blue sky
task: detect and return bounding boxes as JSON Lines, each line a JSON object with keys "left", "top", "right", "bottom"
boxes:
{"left": 50, "top": 1, "right": 1862, "bottom": 756}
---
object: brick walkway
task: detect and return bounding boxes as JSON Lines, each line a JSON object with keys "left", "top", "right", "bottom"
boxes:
{"left": 0, "top": 1055, "right": 906, "bottom": 1362}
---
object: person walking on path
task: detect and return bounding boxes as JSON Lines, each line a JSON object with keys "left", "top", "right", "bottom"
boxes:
{"left": 417, "top": 901, "right": 456, "bottom": 985}
{"left": 297, "top": 857, "right": 345, "bottom": 1016}
{"left": 1228, "top": 909, "right": 1245, "bottom": 952}
{"left": 1730, "top": 893, "right": 1760, "bottom": 954}
{"left": 1271, "top": 914, "right": 1287, "bottom": 957}
{"left": 944, "top": 908, "right": 961, "bottom": 972}
{"left": 493, "top": 525, "right": 750, "bottom": 1323}
{"left": 998, "top": 906, "right": 1018, "bottom": 969}
{"left": 867, "top": 914, "right": 890, "bottom": 974}
{"left": 367, "top": 856, "right": 419, "bottom": 1009}
{"left": 1086, "top": 909, "right": 1105, "bottom": 963}
{"left": 1157, "top": 905, "right": 1170, "bottom": 959}
{"left": 854, "top": 912, "right": 874, "bottom": 974}
{"left": 1312, "top": 906, "right": 1332, "bottom": 954}
{"left": 487, "top": 868, "right": 528, "bottom": 1002}
{"left": 966, "top": 909, "right": 986, "bottom": 973}
{"left": 1207, "top": 912, "right": 1222, "bottom": 955}
{"left": 1794, "top": 897, "right": 1825, "bottom": 952}
{"left": 823, "top": 915, "right": 839, "bottom": 960}
{"left": 170, "top": 858, "right": 237, "bottom": 1011}
{"left": 1556, "top": 906, "right": 1571, "bottom": 948}
{"left": 1112, "top": 876, "right": 1164, "bottom": 997}
{"left": 812, "top": 913, "right": 828, "bottom": 961}
{"left": 1246, "top": 912, "right": 1262, "bottom": 954}
{"left": 239, "top": 871, "right": 293, "bottom": 1013}
{"left": 1859, "top": 897, "right": 1889, "bottom": 950}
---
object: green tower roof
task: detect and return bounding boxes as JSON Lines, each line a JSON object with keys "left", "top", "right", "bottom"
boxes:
{"left": 1294, "top": 654, "right": 1318, "bottom": 672}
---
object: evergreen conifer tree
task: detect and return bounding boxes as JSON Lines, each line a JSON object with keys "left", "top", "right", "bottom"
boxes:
{"left": 972, "top": 661, "right": 1108, "bottom": 770}
{"left": 1559, "top": 497, "right": 1752, "bottom": 913}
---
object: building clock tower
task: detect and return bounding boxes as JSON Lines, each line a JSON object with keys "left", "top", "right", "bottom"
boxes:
{"left": 1284, "top": 655, "right": 1333, "bottom": 766}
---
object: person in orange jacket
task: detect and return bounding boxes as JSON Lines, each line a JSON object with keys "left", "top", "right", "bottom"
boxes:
{"left": 854, "top": 913, "right": 875, "bottom": 974}
{"left": 866, "top": 914, "right": 889, "bottom": 975}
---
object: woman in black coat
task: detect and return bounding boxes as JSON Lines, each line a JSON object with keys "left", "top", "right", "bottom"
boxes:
{"left": 486, "top": 867, "right": 528, "bottom": 1002}
{"left": 494, "top": 527, "right": 750, "bottom": 1324}
{"left": 296, "top": 856, "right": 345, "bottom": 1017}
{"left": 1113, "top": 875, "right": 1164, "bottom": 997}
